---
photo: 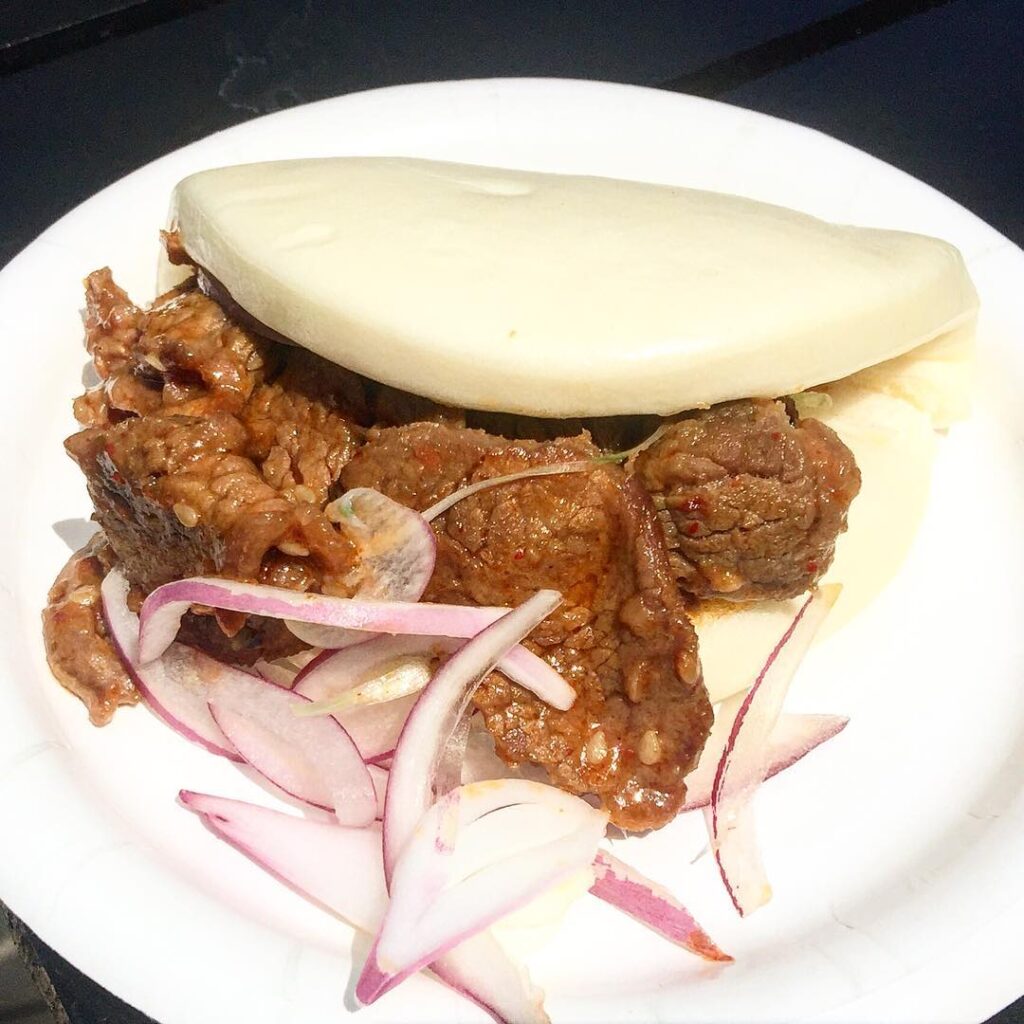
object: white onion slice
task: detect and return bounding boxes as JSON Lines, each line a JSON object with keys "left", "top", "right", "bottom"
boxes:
{"left": 139, "top": 577, "right": 576, "bottom": 710}
{"left": 208, "top": 684, "right": 376, "bottom": 828}
{"left": 358, "top": 779, "right": 606, "bottom": 1005}
{"left": 289, "top": 488, "right": 436, "bottom": 647}
{"left": 590, "top": 851, "right": 730, "bottom": 962}
{"left": 681, "top": 705, "right": 849, "bottom": 812}
{"left": 180, "top": 792, "right": 388, "bottom": 930}
{"left": 709, "top": 585, "right": 840, "bottom": 916}
{"left": 101, "top": 569, "right": 239, "bottom": 760}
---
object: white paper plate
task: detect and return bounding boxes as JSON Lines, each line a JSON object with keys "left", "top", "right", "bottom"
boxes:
{"left": 1, "top": 79, "right": 1022, "bottom": 1024}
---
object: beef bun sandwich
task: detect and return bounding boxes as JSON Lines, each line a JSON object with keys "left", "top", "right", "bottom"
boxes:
{"left": 44, "top": 157, "right": 978, "bottom": 832}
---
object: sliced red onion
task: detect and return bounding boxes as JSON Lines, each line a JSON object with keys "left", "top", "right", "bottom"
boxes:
{"left": 680, "top": 705, "right": 849, "bottom": 812}
{"left": 368, "top": 764, "right": 388, "bottom": 819}
{"left": 358, "top": 779, "right": 606, "bottom": 1005}
{"left": 252, "top": 657, "right": 303, "bottom": 688}
{"left": 417, "top": 425, "right": 671, "bottom": 523}
{"left": 139, "top": 578, "right": 576, "bottom": 711}
{"left": 101, "top": 569, "right": 240, "bottom": 760}
{"left": 434, "top": 711, "right": 471, "bottom": 798}
{"left": 327, "top": 487, "right": 438, "bottom": 599}
{"left": 180, "top": 792, "right": 535, "bottom": 1019}
{"left": 460, "top": 722, "right": 519, "bottom": 785}
{"left": 286, "top": 488, "right": 439, "bottom": 648}
{"left": 208, "top": 684, "right": 375, "bottom": 828}
{"left": 139, "top": 578, "right": 500, "bottom": 665}
{"left": 180, "top": 792, "right": 388, "bottom": 930}
{"left": 293, "top": 643, "right": 425, "bottom": 762}
{"left": 347, "top": 696, "right": 417, "bottom": 765}
{"left": 292, "top": 636, "right": 435, "bottom": 715}
{"left": 293, "top": 636, "right": 574, "bottom": 768}
{"left": 613, "top": 422, "right": 671, "bottom": 463}
{"left": 382, "top": 589, "right": 562, "bottom": 879}
{"left": 427, "top": 943, "right": 548, "bottom": 1024}
{"left": 295, "top": 631, "right": 572, "bottom": 716}
{"left": 380, "top": 590, "right": 563, "bottom": 1024}
{"left": 420, "top": 462, "right": 592, "bottom": 522}
{"left": 590, "top": 851, "right": 730, "bottom": 962}
{"left": 709, "top": 585, "right": 840, "bottom": 917}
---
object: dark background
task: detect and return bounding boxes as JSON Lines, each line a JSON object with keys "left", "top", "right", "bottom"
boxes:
{"left": 1, "top": 1, "right": 1022, "bottom": 1022}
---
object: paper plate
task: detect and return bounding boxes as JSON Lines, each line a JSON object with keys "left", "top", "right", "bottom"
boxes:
{"left": 1, "top": 78, "right": 1022, "bottom": 1024}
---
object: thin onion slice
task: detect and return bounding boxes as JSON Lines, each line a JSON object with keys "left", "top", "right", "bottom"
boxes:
{"left": 344, "top": 695, "right": 417, "bottom": 766}
{"left": 418, "top": 425, "right": 672, "bottom": 523}
{"left": 681, "top": 705, "right": 849, "bottom": 812}
{"left": 104, "top": 569, "right": 376, "bottom": 826}
{"left": 709, "top": 585, "right": 840, "bottom": 916}
{"left": 611, "top": 422, "right": 671, "bottom": 463}
{"left": 139, "top": 577, "right": 576, "bottom": 710}
{"left": 294, "top": 631, "right": 572, "bottom": 715}
{"left": 208, "top": 684, "right": 376, "bottom": 828}
{"left": 358, "top": 779, "right": 607, "bottom": 1005}
{"left": 381, "top": 590, "right": 563, "bottom": 1024}
{"left": 252, "top": 658, "right": 301, "bottom": 688}
{"left": 368, "top": 764, "right": 388, "bottom": 819}
{"left": 180, "top": 792, "right": 388, "bottom": 930}
{"left": 252, "top": 650, "right": 319, "bottom": 687}
{"left": 179, "top": 792, "right": 534, "bottom": 1019}
{"left": 288, "top": 487, "right": 436, "bottom": 647}
{"left": 421, "top": 462, "right": 591, "bottom": 522}
{"left": 434, "top": 711, "right": 472, "bottom": 798}
{"left": 383, "top": 589, "right": 562, "bottom": 879}
{"left": 292, "top": 636, "right": 437, "bottom": 715}
{"left": 101, "top": 569, "right": 239, "bottom": 760}
{"left": 293, "top": 642, "right": 429, "bottom": 763}
{"left": 590, "top": 851, "right": 731, "bottom": 962}
{"left": 327, "top": 487, "right": 438, "bottom": 597}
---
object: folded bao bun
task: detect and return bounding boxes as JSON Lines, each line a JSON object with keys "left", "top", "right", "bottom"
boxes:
{"left": 170, "top": 157, "right": 977, "bottom": 418}
{"left": 167, "top": 157, "right": 980, "bottom": 703}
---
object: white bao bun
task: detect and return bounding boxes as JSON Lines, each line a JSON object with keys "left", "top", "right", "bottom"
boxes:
{"left": 171, "top": 157, "right": 978, "bottom": 417}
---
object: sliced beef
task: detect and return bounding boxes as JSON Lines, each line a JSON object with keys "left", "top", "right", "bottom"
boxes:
{"left": 42, "top": 536, "right": 136, "bottom": 726}
{"left": 634, "top": 399, "right": 861, "bottom": 601}
{"left": 341, "top": 422, "right": 711, "bottom": 831}
{"left": 49, "top": 259, "right": 859, "bottom": 830}
{"left": 65, "top": 271, "right": 367, "bottom": 663}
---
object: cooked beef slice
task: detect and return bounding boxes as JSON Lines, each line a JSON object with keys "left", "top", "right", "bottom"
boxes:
{"left": 42, "top": 536, "right": 136, "bottom": 726}
{"left": 50, "top": 261, "right": 858, "bottom": 831}
{"left": 65, "top": 271, "right": 366, "bottom": 662}
{"left": 634, "top": 400, "right": 861, "bottom": 601}
{"left": 341, "top": 423, "right": 711, "bottom": 831}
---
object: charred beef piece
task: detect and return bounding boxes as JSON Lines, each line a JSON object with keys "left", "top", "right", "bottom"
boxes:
{"left": 634, "top": 400, "right": 861, "bottom": 601}
{"left": 341, "top": 423, "right": 711, "bottom": 831}
{"left": 42, "top": 536, "right": 136, "bottom": 726}
{"left": 66, "top": 271, "right": 366, "bottom": 661}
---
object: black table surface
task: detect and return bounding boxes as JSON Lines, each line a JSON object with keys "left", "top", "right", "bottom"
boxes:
{"left": 1, "top": 2, "right": 1022, "bottom": 1022}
